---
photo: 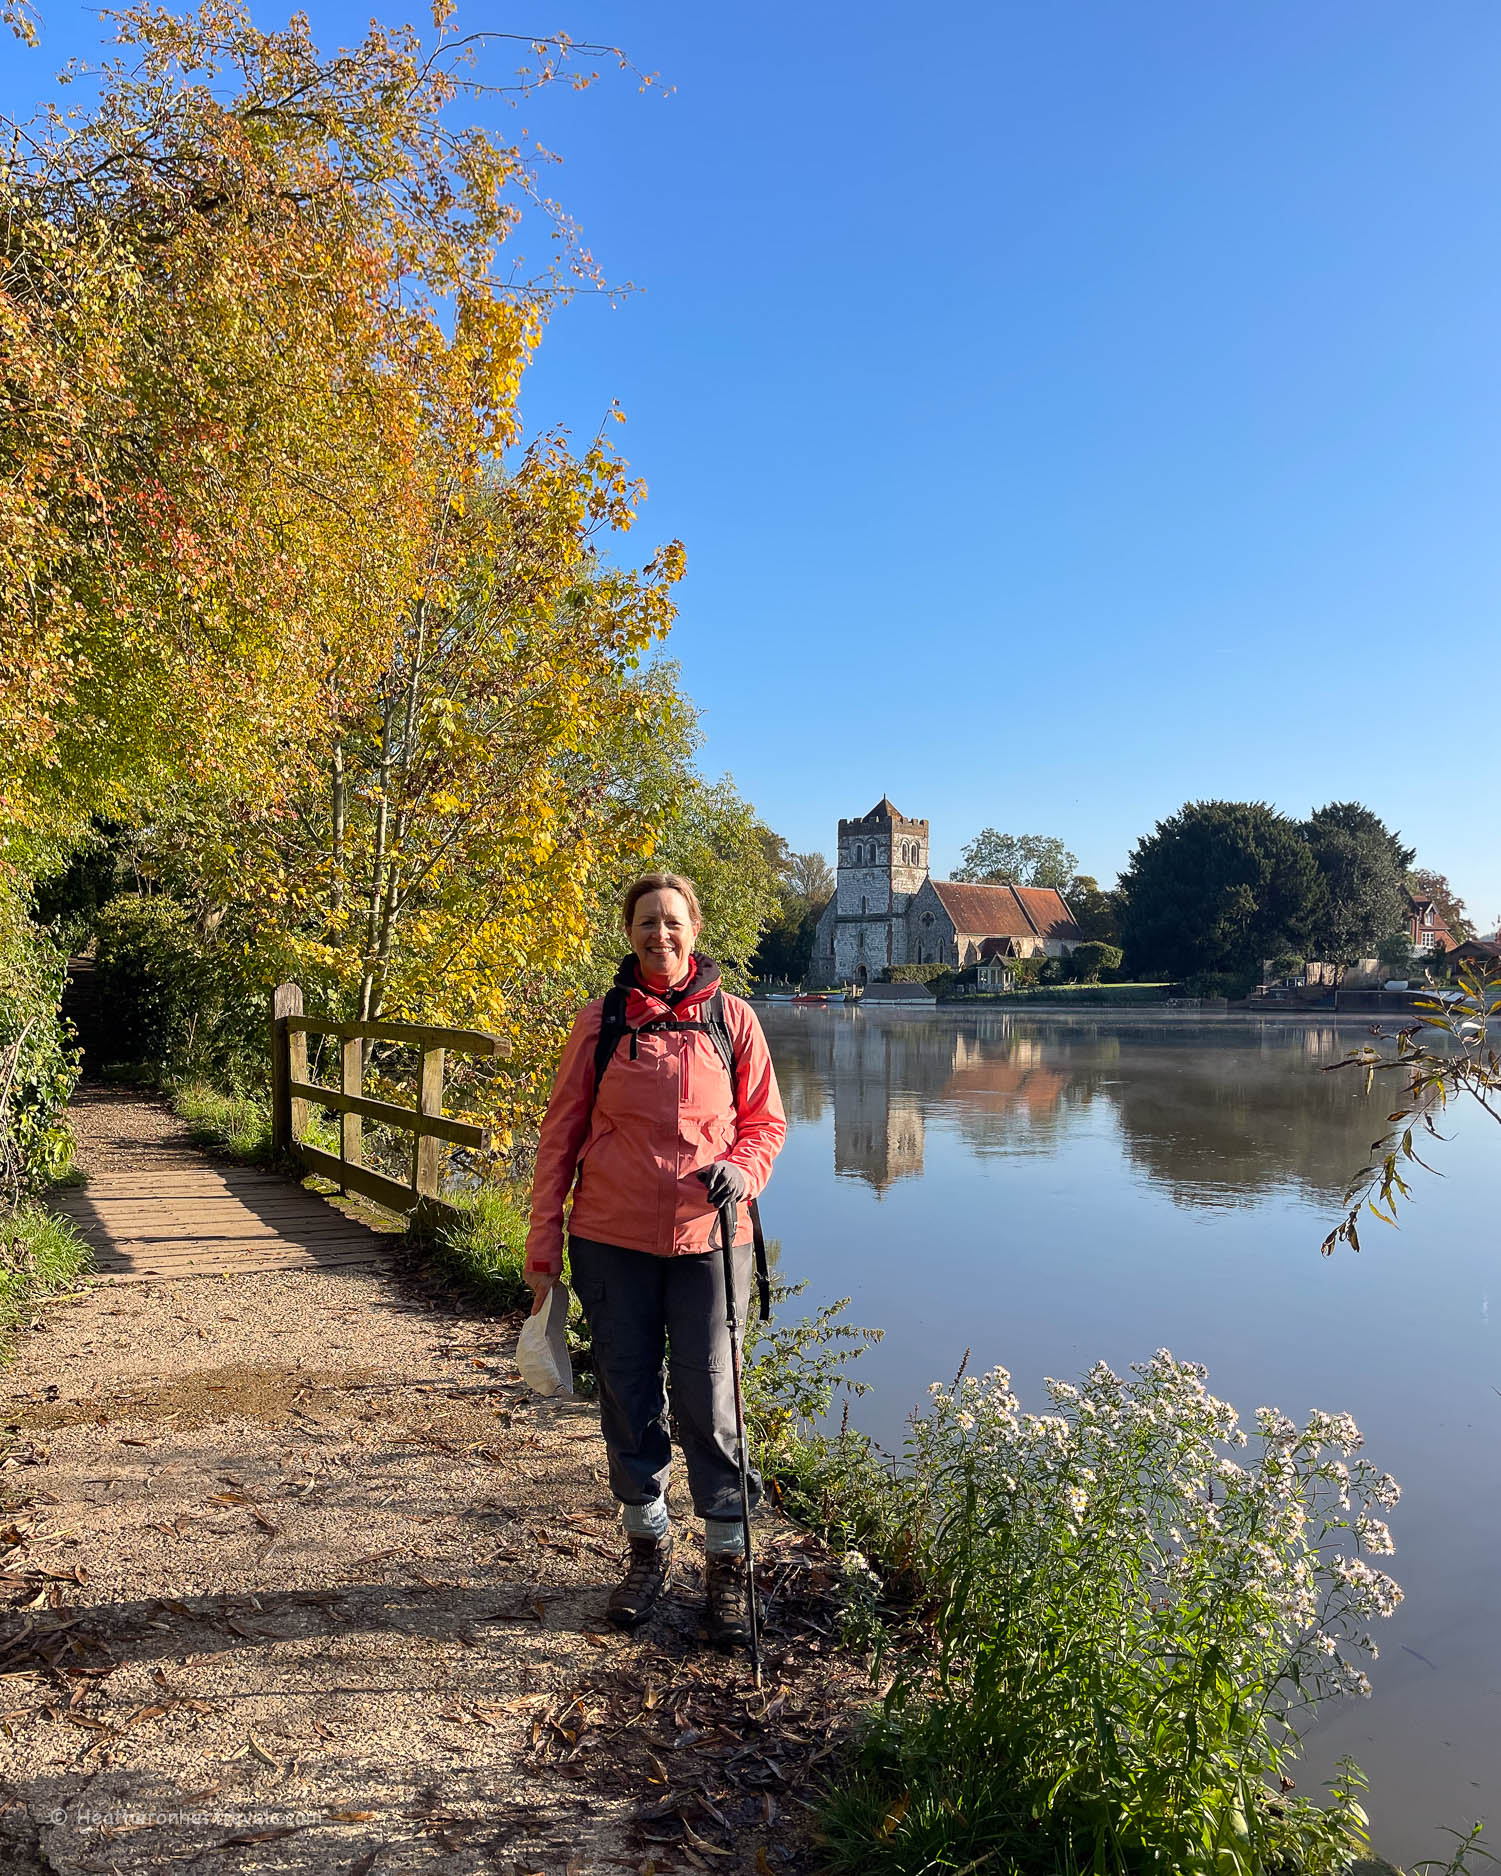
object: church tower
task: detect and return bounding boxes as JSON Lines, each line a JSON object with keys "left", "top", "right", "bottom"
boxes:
{"left": 832, "top": 796, "right": 930, "bottom": 982}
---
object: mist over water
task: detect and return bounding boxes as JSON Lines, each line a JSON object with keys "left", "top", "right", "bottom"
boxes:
{"left": 758, "top": 1006, "right": 1500, "bottom": 1869}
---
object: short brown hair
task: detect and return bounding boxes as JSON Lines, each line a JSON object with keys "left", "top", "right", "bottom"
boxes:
{"left": 623, "top": 872, "right": 703, "bottom": 930}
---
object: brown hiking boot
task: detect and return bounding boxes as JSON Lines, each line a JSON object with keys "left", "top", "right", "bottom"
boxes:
{"left": 704, "top": 1552, "right": 756, "bottom": 1649}
{"left": 607, "top": 1533, "right": 673, "bottom": 1629}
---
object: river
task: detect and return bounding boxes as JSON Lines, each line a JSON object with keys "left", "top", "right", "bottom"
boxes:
{"left": 756, "top": 1005, "right": 1499, "bottom": 1869}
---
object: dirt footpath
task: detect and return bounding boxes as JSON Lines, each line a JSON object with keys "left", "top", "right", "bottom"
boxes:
{"left": 0, "top": 1099, "right": 866, "bottom": 1876}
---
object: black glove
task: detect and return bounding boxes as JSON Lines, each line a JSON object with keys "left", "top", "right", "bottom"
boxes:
{"left": 696, "top": 1161, "right": 750, "bottom": 1208}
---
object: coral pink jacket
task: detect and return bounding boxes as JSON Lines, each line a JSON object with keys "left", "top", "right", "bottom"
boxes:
{"left": 525, "top": 972, "right": 786, "bottom": 1278}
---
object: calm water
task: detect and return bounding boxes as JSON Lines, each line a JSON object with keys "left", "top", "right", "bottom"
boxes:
{"left": 757, "top": 1006, "right": 1499, "bottom": 1867}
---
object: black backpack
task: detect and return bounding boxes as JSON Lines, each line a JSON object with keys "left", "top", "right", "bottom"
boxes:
{"left": 586, "top": 984, "right": 771, "bottom": 1321}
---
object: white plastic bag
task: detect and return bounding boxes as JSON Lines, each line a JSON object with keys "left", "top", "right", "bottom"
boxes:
{"left": 516, "top": 1281, "right": 573, "bottom": 1397}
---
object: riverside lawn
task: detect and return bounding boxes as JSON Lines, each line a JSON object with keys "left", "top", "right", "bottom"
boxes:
{"left": 152, "top": 1095, "right": 1418, "bottom": 1874}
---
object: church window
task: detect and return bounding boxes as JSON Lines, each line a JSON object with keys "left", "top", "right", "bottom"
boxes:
{"left": 922, "top": 911, "right": 934, "bottom": 927}
{"left": 861, "top": 895, "right": 867, "bottom": 916}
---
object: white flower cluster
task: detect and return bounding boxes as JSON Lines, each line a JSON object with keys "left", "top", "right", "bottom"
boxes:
{"left": 907, "top": 1347, "right": 1403, "bottom": 1748}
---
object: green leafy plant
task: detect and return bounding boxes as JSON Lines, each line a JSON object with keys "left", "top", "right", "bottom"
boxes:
{"left": 1323, "top": 958, "right": 1501, "bottom": 1253}
{"left": 822, "top": 1351, "right": 1401, "bottom": 1876}
{"left": 0, "top": 1205, "right": 91, "bottom": 1357}
{"left": 422, "top": 1184, "right": 533, "bottom": 1313}
{"left": 171, "top": 1082, "right": 275, "bottom": 1164}
{"left": 1067, "top": 940, "right": 1123, "bottom": 983}
{"left": 93, "top": 896, "right": 266, "bottom": 1089}
{"left": 0, "top": 902, "right": 79, "bottom": 1203}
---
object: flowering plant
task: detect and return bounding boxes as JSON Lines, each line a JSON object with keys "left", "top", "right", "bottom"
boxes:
{"left": 832, "top": 1350, "right": 1401, "bottom": 1875}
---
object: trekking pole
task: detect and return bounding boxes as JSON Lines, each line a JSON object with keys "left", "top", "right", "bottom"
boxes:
{"left": 716, "top": 1195, "right": 763, "bottom": 1688}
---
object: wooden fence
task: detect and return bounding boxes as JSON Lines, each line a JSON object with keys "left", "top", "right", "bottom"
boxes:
{"left": 269, "top": 983, "right": 509, "bottom": 1228}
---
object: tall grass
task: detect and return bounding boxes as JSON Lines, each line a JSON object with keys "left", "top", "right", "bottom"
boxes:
{"left": 415, "top": 1184, "right": 532, "bottom": 1313}
{"left": 171, "top": 1080, "right": 275, "bottom": 1163}
{"left": 0, "top": 1206, "right": 92, "bottom": 1358}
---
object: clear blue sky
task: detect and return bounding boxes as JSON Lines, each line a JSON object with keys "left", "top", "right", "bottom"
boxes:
{"left": 7, "top": 4, "right": 1500, "bottom": 924}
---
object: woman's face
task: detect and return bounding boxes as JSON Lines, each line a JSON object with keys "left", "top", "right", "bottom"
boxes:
{"left": 628, "top": 889, "right": 700, "bottom": 985}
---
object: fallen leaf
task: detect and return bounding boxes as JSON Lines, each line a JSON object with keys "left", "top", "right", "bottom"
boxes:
{"left": 326, "top": 1808, "right": 376, "bottom": 1822}
{"left": 877, "top": 1792, "right": 910, "bottom": 1838}
{"left": 756, "top": 1848, "right": 774, "bottom": 1875}
{"left": 680, "top": 1819, "right": 733, "bottom": 1858}
{"left": 215, "top": 1827, "right": 303, "bottom": 1847}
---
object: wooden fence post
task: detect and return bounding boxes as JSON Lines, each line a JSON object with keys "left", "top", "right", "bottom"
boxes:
{"left": 269, "top": 982, "right": 303, "bottom": 1152}
{"left": 340, "top": 1036, "right": 363, "bottom": 1193}
{"left": 414, "top": 1045, "right": 445, "bottom": 1204}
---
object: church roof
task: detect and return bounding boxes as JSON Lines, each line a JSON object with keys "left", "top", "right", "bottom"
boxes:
{"left": 929, "top": 880, "right": 1081, "bottom": 943}
{"left": 1012, "top": 887, "right": 1083, "bottom": 942}
{"left": 864, "top": 795, "right": 903, "bottom": 822}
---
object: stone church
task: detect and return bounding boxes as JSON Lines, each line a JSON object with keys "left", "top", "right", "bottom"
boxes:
{"left": 808, "top": 796, "right": 1083, "bottom": 985}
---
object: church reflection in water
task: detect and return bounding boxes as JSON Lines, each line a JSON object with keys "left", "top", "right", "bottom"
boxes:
{"left": 764, "top": 1009, "right": 1390, "bottom": 1208}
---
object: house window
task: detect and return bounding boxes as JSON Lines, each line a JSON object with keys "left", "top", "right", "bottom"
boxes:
{"left": 1421, "top": 932, "right": 1437, "bottom": 949}
{"left": 1424, "top": 907, "right": 1434, "bottom": 926}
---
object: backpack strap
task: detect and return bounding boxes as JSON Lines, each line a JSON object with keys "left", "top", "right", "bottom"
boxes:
{"left": 585, "top": 985, "right": 772, "bottom": 1321}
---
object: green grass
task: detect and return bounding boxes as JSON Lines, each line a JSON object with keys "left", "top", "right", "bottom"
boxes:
{"left": 414, "top": 1183, "right": 532, "bottom": 1313}
{"left": 170, "top": 1080, "right": 276, "bottom": 1163}
{"left": 0, "top": 1205, "right": 92, "bottom": 1360}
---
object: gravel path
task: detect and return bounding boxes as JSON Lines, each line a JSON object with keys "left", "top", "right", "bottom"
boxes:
{"left": 0, "top": 1094, "right": 863, "bottom": 1876}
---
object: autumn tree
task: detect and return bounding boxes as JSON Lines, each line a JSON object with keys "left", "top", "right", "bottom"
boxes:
{"left": 0, "top": 3, "right": 650, "bottom": 869}
{"left": 1, "top": 5, "right": 722, "bottom": 1149}
{"left": 1407, "top": 868, "right": 1473, "bottom": 942}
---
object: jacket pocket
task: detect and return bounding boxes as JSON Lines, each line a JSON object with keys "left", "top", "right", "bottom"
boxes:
{"left": 679, "top": 1033, "right": 733, "bottom": 1119}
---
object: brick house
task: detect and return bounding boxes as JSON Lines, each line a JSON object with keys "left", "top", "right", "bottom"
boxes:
{"left": 1407, "top": 893, "right": 1457, "bottom": 958}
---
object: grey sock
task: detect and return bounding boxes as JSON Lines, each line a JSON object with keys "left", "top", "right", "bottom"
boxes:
{"left": 621, "top": 1497, "right": 670, "bottom": 1541}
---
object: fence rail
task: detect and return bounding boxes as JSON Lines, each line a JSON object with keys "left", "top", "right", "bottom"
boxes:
{"left": 269, "top": 982, "right": 509, "bottom": 1228}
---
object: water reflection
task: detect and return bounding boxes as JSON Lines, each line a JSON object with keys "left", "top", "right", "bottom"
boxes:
{"left": 769, "top": 1008, "right": 1402, "bottom": 1207}
{"left": 756, "top": 1006, "right": 1497, "bottom": 1870}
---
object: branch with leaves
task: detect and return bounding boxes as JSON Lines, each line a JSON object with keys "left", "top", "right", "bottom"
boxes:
{"left": 1320, "top": 960, "right": 1501, "bottom": 1254}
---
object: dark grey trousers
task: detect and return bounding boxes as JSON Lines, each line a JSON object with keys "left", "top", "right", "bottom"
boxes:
{"left": 567, "top": 1235, "right": 763, "bottom": 1525}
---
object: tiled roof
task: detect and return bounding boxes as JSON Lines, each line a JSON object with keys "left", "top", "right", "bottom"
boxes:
{"left": 863, "top": 795, "right": 903, "bottom": 822}
{"left": 929, "top": 882, "right": 1035, "bottom": 938}
{"left": 978, "top": 935, "right": 1022, "bottom": 960}
{"left": 1012, "top": 887, "right": 1082, "bottom": 942}
{"left": 929, "top": 881, "right": 1082, "bottom": 943}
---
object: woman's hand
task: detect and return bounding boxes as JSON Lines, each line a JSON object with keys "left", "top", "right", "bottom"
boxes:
{"left": 696, "top": 1161, "right": 750, "bottom": 1208}
{"left": 525, "top": 1266, "right": 558, "bottom": 1315}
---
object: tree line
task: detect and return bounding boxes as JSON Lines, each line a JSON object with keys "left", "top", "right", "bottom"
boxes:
{"left": 755, "top": 810, "right": 1477, "bottom": 996}
{"left": 950, "top": 807, "right": 1476, "bottom": 992}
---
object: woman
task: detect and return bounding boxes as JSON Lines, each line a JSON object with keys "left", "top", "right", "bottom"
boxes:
{"left": 525, "top": 873, "right": 787, "bottom": 1644}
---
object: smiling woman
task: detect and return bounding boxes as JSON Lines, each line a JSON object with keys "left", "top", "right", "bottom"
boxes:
{"left": 523, "top": 872, "right": 787, "bottom": 1646}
